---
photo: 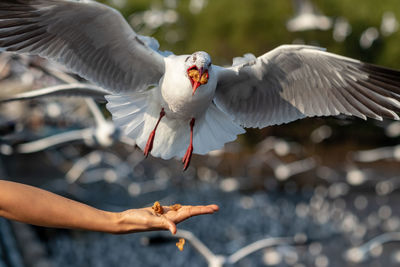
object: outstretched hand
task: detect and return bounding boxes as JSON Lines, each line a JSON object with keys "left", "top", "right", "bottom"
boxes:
{"left": 0, "top": 180, "right": 219, "bottom": 234}
{"left": 117, "top": 204, "right": 219, "bottom": 234}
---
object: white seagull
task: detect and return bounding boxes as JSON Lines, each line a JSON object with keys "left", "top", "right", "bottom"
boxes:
{"left": 286, "top": 0, "right": 332, "bottom": 32}
{"left": 1, "top": 0, "right": 400, "bottom": 170}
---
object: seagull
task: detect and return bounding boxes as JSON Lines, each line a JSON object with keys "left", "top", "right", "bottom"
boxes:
{"left": 0, "top": 86, "right": 136, "bottom": 154}
{"left": 352, "top": 145, "right": 400, "bottom": 162}
{"left": 345, "top": 232, "right": 400, "bottom": 263}
{"left": 1, "top": 0, "right": 400, "bottom": 170}
{"left": 286, "top": 0, "right": 332, "bottom": 32}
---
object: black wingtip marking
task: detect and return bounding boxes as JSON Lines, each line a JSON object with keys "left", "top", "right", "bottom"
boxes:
{"left": 361, "top": 62, "right": 400, "bottom": 81}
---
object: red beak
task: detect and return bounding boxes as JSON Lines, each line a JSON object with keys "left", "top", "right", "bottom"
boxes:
{"left": 192, "top": 67, "right": 204, "bottom": 95}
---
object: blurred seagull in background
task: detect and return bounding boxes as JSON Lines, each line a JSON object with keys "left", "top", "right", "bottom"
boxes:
{"left": 1, "top": 0, "right": 400, "bottom": 170}
{"left": 0, "top": 77, "right": 135, "bottom": 154}
{"left": 0, "top": 83, "right": 108, "bottom": 103}
{"left": 287, "top": 0, "right": 332, "bottom": 32}
{"left": 152, "top": 229, "right": 297, "bottom": 267}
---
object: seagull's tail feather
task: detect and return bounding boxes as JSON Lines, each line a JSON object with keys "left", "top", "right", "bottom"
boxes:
{"left": 147, "top": 103, "right": 244, "bottom": 159}
{"left": 140, "top": 102, "right": 244, "bottom": 159}
{"left": 106, "top": 92, "right": 245, "bottom": 159}
{"left": 193, "top": 103, "right": 245, "bottom": 155}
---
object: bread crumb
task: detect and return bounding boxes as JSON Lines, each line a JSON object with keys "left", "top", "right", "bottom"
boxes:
{"left": 152, "top": 201, "right": 164, "bottom": 215}
{"left": 176, "top": 238, "right": 185, "bottom": 251}
{"left": 170, "top": 204, "right": 182, "bottom": 211}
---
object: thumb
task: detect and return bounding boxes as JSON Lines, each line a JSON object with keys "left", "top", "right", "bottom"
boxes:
{"left": 166, "top": 218, "right": 177, "bottom": 235}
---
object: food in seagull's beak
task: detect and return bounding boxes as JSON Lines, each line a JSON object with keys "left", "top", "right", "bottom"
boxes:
{"left": 187, "top": 66, "right": 209, "bottom": 95}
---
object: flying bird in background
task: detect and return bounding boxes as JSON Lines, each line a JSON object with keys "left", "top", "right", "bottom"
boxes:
{"left": 0, "top": 0, "right": 400, "bottom": 170}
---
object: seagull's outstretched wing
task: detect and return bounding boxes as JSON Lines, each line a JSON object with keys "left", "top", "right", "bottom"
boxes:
{"left": 0, "top": 84, "right": 109, "bottom": 103}
{"left": 0, "top": 0, "right": 165, "bottom": 93}
{"left": 214, "top": 45, "right": 400, "bottom": 128}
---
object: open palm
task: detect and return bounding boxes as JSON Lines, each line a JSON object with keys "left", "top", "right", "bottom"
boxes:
{"left": 118, "top": 204, "right": 219, "bottom": 234}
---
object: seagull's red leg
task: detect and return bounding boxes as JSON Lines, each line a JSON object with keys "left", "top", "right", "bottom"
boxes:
{"left": 182, "top": 118, "right": 195, "bottom": 171}
{"left": 144, "top": 108, "right": 165, "bottom": 157}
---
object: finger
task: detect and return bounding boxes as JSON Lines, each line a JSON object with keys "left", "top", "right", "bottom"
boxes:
{"left": 206, "top": 204, "right": 219, "bottom": 211}
{"left": 185, "top": 205, "right": 217, "bottom": 217}
{"left": 162, "top": 216, "right": 177, "bottom": 235}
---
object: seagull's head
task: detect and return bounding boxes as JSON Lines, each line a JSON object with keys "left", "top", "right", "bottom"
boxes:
{"left": 185, "top": 51, "right": 212, "bottom": 95}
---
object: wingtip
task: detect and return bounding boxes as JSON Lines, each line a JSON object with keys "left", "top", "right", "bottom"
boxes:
{"left": 359, "top": 114, "right": 367, "bottom": 121}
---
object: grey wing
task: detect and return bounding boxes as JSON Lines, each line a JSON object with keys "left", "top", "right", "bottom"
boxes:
{"left": 0, "top": 0, "right": 166, "bottom": 93}
{"left": 0, "top": 84, "right": 109, "bottom": 103}
{"left": 14, "top": 129, "right": 91, "bottom": 154}
{"left": 214, "top": 45, "right": 400, "bottom": 128}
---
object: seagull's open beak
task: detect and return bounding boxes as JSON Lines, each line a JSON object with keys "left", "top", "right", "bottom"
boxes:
{"left": 192, "top": 67, "right": 204, "bottom": 95}
{"left": 188, "top": 66, "right": 209, "bottom": 95}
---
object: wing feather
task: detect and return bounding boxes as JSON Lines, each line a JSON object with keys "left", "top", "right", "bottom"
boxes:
{"left": 0, "top": 84, "right": 109, "bottom": 103}
{"left": 214, "top": 45, "right": 400, "bottom": 127}
{"left": 0, "top": 0, "right": 166, "bottom": 93}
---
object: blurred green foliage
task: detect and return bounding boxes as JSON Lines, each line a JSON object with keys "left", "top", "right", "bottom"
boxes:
{"left": 100, "top": 0, "right": 400, "bottom": 68}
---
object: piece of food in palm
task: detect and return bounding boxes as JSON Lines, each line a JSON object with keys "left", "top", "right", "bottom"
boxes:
{"left": 152, "top": 201, "right": 164, "bottom": 215}
{"left": 170, "top": 204, "right": 182, "bottom": 211}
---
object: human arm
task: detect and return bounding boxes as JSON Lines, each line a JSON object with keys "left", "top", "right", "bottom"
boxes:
{"left": 0, "top": 180, "right": 218, "bottom": 234}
